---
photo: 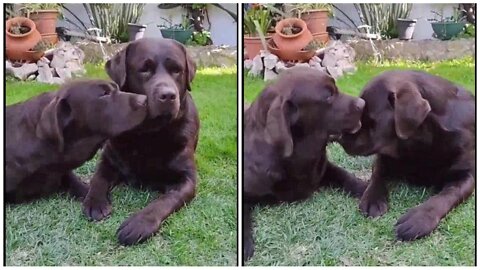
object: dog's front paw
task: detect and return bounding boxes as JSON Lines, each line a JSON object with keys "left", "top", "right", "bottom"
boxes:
{"left": 395, "top": 206, "right": 439, "bottom": 241}
{"left": 117, "top": 212, "right": 160, "bottom": 246}
{"left": 243, "top": 236, "right": 255, "bottom": 264}
{"left": 82, "top": 194, "right": 112, "bottom": 221}
{"left": 359, "top": 193, "right": 388, "bottom": 218}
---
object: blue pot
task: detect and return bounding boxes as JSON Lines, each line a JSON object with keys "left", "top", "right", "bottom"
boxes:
{"left": 431, "top": 22, "right": 465, "bottom": 40}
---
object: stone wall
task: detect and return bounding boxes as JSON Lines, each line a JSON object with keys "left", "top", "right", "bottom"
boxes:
{"left": 77, "top": 42, "right": 237, "bottom": 68}
{"left": 347, "top": 38, "right": 475, "bottom": 61}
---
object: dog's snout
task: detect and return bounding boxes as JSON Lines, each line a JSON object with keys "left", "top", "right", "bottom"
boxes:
{"left": 354, "top": 98, "right": 365, "bottom": 112}
{"left": 155, "top": 87, "right": 177, "bottom": 102}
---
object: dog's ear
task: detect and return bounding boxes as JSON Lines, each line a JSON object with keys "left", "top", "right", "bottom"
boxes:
{"left": 390, "top": 87, "right": 431, "bottom": 140}
{"left": 264, "top": 96, "right": 295, "bottom": 157}
{"left": 174, "top": 41, "right": 196, "bottom": 91}
{"left": 36, "top": 97, "right": 73, "bottom": 152}
{"left": 105, "top": 44, "right": 129, "bottom": 89}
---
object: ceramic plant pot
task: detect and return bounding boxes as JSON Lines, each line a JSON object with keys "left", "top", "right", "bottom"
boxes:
{"left": 301, "top": 9, "right": 329, "bottom": 35}
{"left": 431, "top": 22, "right": 465, "bottom": 40}
{"left": 128, "top": 23, "right": 147, "bottom": 41}
{"left": 267, "top": 38, "right": 315, "bottom": 62}
{"left": 29, "top": 10, "right": 59, "bottom": 44}
{"left": 244, "top": 35, "right": 271, "bottom": 59}
{"left": 6, "top": 17, "right": 42, "bottom": 62}
{"left": 273, "top": 18, "right": 313, "bottom": 52}
{"left": 397, "top": 18, "right": 417, "bottom": 40}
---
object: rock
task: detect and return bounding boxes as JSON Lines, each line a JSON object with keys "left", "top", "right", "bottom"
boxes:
{"left": 244, "top": 59, "right": 253, "bottom": 69}
{"left": 6, "top": 60, "right": 12, "bottom": 70}
{"left": 310, "top": 62, "right": 323, "bottom": 71}
{"left": 264, "top": 69, "right": 278, "bottom": 81}
{"left": 37, "top": 65, "right": 54, "bottom": 84}
{"left": 248, "top": 55, "right": 263, "bottom": 77}
{"left": 295, "top": 63, "right": 310, "bottom": 68}
{"left": 37, "top": 57, "right": 50, "bottom": 67}
{"left": 51, "top": 49, "right": 67, "bottom": 68}
{"left": 55, "top": 67, "right": 72, "bottom": 80}
{"left": 65, "top": 61, "right": 86, "bottom": 77}
{"left": 27, "top": 74, "right": 36, "bottom": 81}
{"left": 263, "top": 53, "right": 278, "bottom": 70}
{"left": 259, "top": 49, "right": 269, "bottom": 57}
{"left": 326, "top": 66, "right": 343, "bottom": 79}
{"left": 275, "top": 61, "right": 288, "bottom": 73}
{"left": 321, "top": 51, "right": 337, "bottom": 67}
{"left": 6, "top": 63, "right": 38, "bottom": 81}
{"left": 337, "top": 59, "right": 356, "bottom": 74}
{"left": 52, "top": 77, "right": 65, "bottom": 84}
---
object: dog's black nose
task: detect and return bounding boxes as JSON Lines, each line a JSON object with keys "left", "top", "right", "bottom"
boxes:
{"left": 156, "top": 88, "right": 177, "bottom": 102}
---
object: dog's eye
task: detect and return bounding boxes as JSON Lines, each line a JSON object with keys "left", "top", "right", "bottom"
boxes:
{"left": 169, "top": 65, "right": 183, "bottom": 75}
{"left": 139, "top": 60, "right": 155, "bottom": 73}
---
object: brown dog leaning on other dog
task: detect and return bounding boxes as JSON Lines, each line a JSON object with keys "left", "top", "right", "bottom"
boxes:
{"left": 339, "top": 70, "right": 475, "bottom": 241}
{"left": 82, "top": 38, "right": 200, "bottom": 246}
{"left": 6, "top": 80, "right": 148, "bottom": 203}
{"left": 243, "top": 67, "right": 368, "bottom": 263}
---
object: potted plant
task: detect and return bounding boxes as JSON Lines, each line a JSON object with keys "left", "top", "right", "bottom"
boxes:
{"left": 158, "top": 16, "right": 194, "bottom": 44}
{"left": 396, "top": 18, "right": 417, "bottom": 40}
{"left": 272, "top": 18, "right": 312, "bottom": 51}
{"left": 291, "top": 3, "right": 332, "bottom": 43}
{"left": 244, "top": 5, "right": 272, "bottom": 59}
{"left": 23, "top": 3, "right": 62, "bottom": 45}
{"left": 6, "top": 16, "right": 43, "bottom": 62}
{"left": 127, "top": 23, "right": 147, "bottom": 41}
{"left": 429, "top": 6, "right": 467, "bottom": 40}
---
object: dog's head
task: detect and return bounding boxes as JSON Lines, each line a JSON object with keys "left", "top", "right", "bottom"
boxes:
{"left": 105, "top": 38, "right": 196, "bottom": 121}
{"left": 258, "top": 67, "right": 365, "bottom": 157}
{"left": 36, "top": 80, "right": 147, "bottom": 152}
{"left": 339, "top": 71, "right": 436, "bottom": 157}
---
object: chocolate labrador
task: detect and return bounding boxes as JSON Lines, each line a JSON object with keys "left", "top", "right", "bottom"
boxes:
{"left": 82, "top": 38, "right": 199, "bottom": 246}
{"left": 243, "top": 67, "right": 367, "bottom": 262}
{"left": 6, "top": 80, "right": 147, "bottom": 203}
{"left": 339, "top": 70, "right": 475, "bottom": 241}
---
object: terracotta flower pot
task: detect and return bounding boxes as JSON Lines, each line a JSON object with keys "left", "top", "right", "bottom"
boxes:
{"left": 267, "top": 39, "right": 315, "bottom": 62}
{"left": 29, "top": 10, "right": 60, "bottom": 45}
{"left": 244, "top": 35, "right": 270, "bottom": 59}
{"left": 6, "top": 17, "right": 42, "bottom": 62}
{"left": 301, "top": 9, "right": 329, "bottom": 35}
{"left": 273, "top": 18, "right": 313, "bottom": 52}
{"left": 312, "top": 32, "right": 329, "bottom": 44}
{"left": 6, "top": 49, "right": 44, "bottom": 63}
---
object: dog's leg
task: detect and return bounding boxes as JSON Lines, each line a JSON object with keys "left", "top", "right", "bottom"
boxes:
{"left": 395, "top": 171, "right": 474, "bottom": 241}
{"left": 243, "top": 202, "right": 255, "bottom": 265}
{"left": 323, "top": 161, "right": 367, "bottom": 199}
{"left": 359, "top": 156, "right": 390, "bottom": 218}
{"left": 62, "top": 171, "right": 89, "bottom": 200}
{"left": 116, "top": 151, "right": 196, "bottom": 246}
{"left": 82, "top": 157, "right": 120, "bottom": 221}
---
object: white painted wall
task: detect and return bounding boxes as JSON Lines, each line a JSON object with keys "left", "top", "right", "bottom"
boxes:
{"left": 330, "top": 3, "right": 458, "bottom": 40}
{"left": 59, "top": 4, "right": 237, "bottom": 46}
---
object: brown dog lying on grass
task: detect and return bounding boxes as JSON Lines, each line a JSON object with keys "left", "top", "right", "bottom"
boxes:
{"left": 243, "top": 67, "right": 367, "bottom": 263}
{"left": 6, "top": 80, "right": 147, "bottom": 203}
{"left": 339, "top": 70, "right": 475, "bottom": 241}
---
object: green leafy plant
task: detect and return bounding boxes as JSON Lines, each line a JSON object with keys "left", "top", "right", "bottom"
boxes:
{"left": 430, "top": 5, "right": 467, "bottom": 22}
{"left": 30, "top": 39, "right": 55, "bottom": 52}
{"left": 88, "top": 4, "right": 145, "bottom": 43}
{"left": 291, "top": 3, "right": 333, "bottom": 18}
{"left": 186, "top": 30, "right": 211, "bottom": 46}
{"left": 243, "top": 7, "right": 272, "bottom": 36}
{"left": 158, "top": 16, "right": 194, "bottom": 30}
{"left": 21, "top": 3, "right": 64, "bottom": 18}
{"left": 8, "top": 22, "right": 31, "bottom": 35}
{"left": 354, "top": 3, "right": 413, "bottom": 39}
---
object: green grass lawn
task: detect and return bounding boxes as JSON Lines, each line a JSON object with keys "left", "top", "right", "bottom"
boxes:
{"left": 244, "top": 57, "right": 475, "bottom": 266}
{"left": 6, "top": 64, "right": 238, "bottom": 266}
